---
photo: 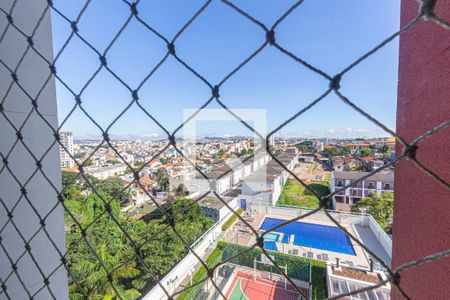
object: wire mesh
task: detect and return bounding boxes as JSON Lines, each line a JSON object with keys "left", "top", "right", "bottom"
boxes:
{"left": 0, "top": 0, "right": 449, "bottom": 299}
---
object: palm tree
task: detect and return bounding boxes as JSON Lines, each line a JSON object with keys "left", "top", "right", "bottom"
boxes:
{"left": 156, "top": 168, "right": 169, "bottom": 191}
{"left": 69, "top": 244, "right": 140, "bottom": 299}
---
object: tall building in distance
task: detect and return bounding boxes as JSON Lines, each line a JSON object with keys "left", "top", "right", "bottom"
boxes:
{"left": 59, "top": 132, "right": 74, "bottom": 168}
{"left": 268, "top": 134, "right": 275, "bottom": 148}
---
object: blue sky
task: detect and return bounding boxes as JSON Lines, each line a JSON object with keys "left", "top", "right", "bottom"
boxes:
{"left": 51, "top": 0, "right": 401, "bottom": 139}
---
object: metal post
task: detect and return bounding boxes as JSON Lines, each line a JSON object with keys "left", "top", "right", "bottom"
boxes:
{"left": 369, "top": 258, "right": 374, "bottom": 272}
{"left": 253, "top": 259, "right": 256, "bottom": 281}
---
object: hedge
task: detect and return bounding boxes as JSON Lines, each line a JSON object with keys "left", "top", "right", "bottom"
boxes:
{"left": 221, "top": 208, "right": 243, "bottom": 231}
{"left": 176, "top": 248, "right": 223, "bottom": 300}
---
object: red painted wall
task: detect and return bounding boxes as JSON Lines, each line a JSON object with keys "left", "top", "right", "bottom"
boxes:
{"left": 393, "top": 0, "right": 450, "bottom": 298}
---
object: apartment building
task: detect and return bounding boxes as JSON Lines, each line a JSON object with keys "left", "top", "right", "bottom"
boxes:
{"left": 327, "top": 263, "right": 391, "bottom": 299}
{"left": 198, "top": 194, "right": 238, "bottom": 222}
{"left": 84, "top": 164, "right": 127, "bottom": 180}
{"left": 330, "top": 171, "right": 394, "bottom": 211}
{"left": 192, "top": 152, "right": 271, "bottom": 195}
{"left": 239, "top": 154, "right": 297, "bottom": 207}
{"left": 59, "top": 131, "right": 74, "bottom": 168}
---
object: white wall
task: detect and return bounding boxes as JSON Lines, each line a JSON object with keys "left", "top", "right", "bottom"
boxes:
{"left": 241, "top": 180, "right": 267, "bottom": 195}
{"left": 216, "top": 175, "right": 231, "bottom": 194}
{"left": 219, "top": 198, "right": 238, "bottom": 220}
{"left": 0, "top": 1, "right": 69, "bottom": 299}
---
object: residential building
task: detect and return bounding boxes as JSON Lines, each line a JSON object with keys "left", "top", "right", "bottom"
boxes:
{"left": 330, "top": 171, "right": 394, "bottom": 211}
{"left": 192, "top": 152, "right": 270, "bottom": 195}
{"left": 84, "top": 164, "right": 127, "bottom": 180}
{"left": 59, "top": 131, "right": 74, "bottom": 168}
{"left": 198, "top": 194, "right": 237, "bottom": 222}
{"left": 327, "top": 263, "right": 391, "bottom": 299}
{"left": 239, "top": 154, "right": 297, "bottom": 207}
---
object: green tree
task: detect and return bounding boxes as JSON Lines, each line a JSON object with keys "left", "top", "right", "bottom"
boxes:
{"left": 380, "top": 144, "right": 389, "bottom": 153}
{"left": 84, "top": 159, "right": 94, "bottom": 167}
{"left": 322, "top": 147, "right": 339, "bottom": 157}
{"left": 217, "top": 149, "right": 225, "bottom": 158}
{"left": 156, "top": 168, "right": 169, "bottom": 191}
{"left": 351, "top": 192, "right": 393, "bottom": 230}
{"left": 382, "top": 145, "right": 391, "bottom": 159}
{"left": 74, "top": 152, "right": 85, "bottom": 159}
{"left": 134, "top": 161, "right": 145, "bottom": 169}
{"left": 295, "top": 141, "right": 313, "bottom": 152}
{"left": 106, "top": 159, "right": 120, "bottom": 165}
{"left": 359, "top": 147, "right": 373, "bottom": 157}
{"left": 94, "top": 176, "right": 129, "bottom": 203}
{"left": 62, "top": 170, "right": 79, "bottom": 190}
{"left": 63, "top": 188, "right": 141, "bottom": 300}
{"left": 175, "top": 183, "right": 187, "bottom": 198}
{"left": 69, "top": 244, "right": 141, "bottom": 300}
{"left": 340, "top": 146, "right": 351, "bottom": 156}
{"left": 63, "top": 176, "right": 214, "bottom": 300}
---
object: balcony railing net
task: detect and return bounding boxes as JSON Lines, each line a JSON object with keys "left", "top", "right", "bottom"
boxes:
{"left": 0, "top": 0, "right": 449, "bottom": 299}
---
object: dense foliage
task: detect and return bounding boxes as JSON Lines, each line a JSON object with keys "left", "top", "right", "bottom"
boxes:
{"left": 351, "top": 192, "right": 393, "bottom": 230}
{"left": 62, "top": 173, "right": 213, "bottom": 299}
{"left": 322, "top": 146, "right": 354, "bottom": 157}
{"left": 295, "top": 141, "right": 314, "bottom": 153}
{"left": 221, "top": 208, "right": 243, "bottom": 231}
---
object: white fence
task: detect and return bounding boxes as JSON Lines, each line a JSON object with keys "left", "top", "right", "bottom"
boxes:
{"left": 142, "top": 205, "right": 238, "bottom": 300}
{"left": 257, "top": 204, "right": 392, "bottom": 258}
{"left": 367, "top": 214, "right": 392, "bottom": 256}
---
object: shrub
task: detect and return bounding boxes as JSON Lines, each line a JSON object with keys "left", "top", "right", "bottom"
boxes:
{"left": 221, "top": 208, "right": 243, "bottom": 231}
{"left": 176, "top": 248, "right": 223, "bottom": 300}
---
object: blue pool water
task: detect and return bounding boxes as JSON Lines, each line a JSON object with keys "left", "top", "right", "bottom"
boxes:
{"left": 259, "top": 217, "right": 356, "bottom": 255}
{"left": 262, "top": 232, "right": 280, "bottom": 242}
{"left": 264, "top": 241, "right": 278, "bottom": 251}
{"left": 282, "top": 235, "right": 289, "bottom": 244}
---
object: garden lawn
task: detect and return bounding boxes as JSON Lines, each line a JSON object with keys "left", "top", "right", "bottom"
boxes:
{"left": 277, "top": 179, "right": 330, "bottom": 208}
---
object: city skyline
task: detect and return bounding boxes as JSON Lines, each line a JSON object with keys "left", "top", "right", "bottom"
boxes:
{"left": 70, "top": 130, "right": 394, "bottom": 141}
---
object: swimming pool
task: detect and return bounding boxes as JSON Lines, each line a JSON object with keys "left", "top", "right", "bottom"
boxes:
{"left": 262, "top": 232, "right": 280, "bottom": 242}
{"left": 263, "top": 241, "right": 278, "bottom": 251}
{"left": 259, "top": 232, "right": 280, "bottom": 251}
{"left": 259, "top": 217, "right": 356, "bottom": 255}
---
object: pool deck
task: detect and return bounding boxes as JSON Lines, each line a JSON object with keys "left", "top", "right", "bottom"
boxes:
{"left": 225, "top": 212, "right": 391, "bottom": 269}
{"left": 354, "top": 224, "right": 391, "bottom": 266}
